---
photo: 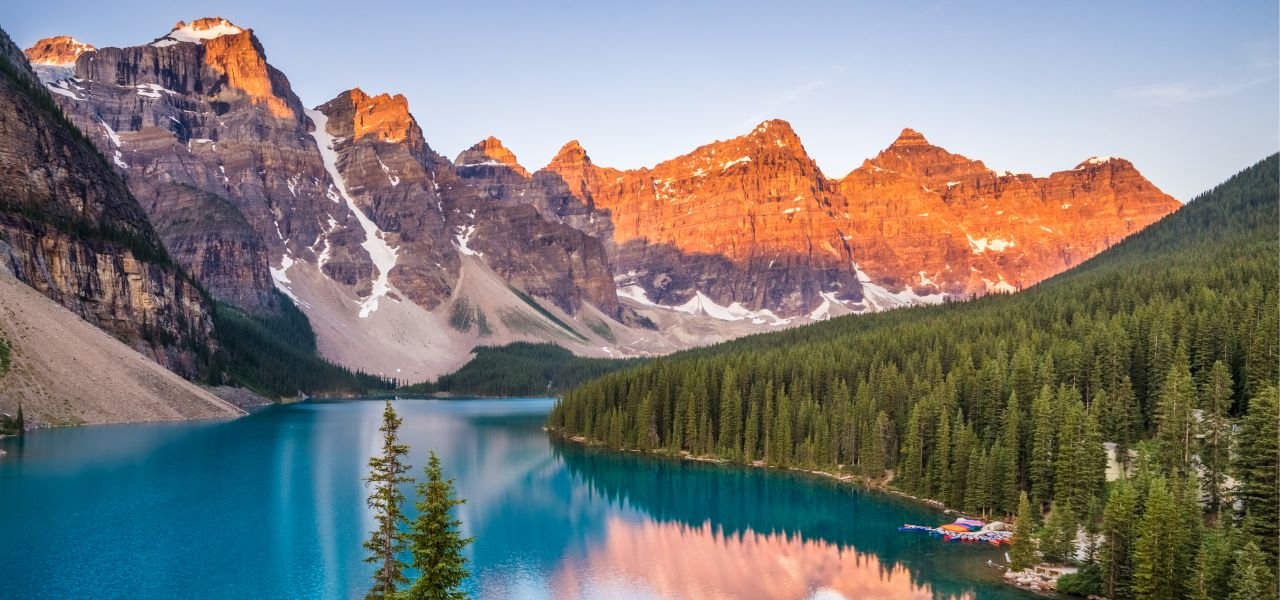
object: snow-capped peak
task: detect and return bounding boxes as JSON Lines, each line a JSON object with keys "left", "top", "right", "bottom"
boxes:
{"left": 152, "top": 17, "right": 244, "bottom": 47}
{"left": 23, "top": 36, "right": 96, "bottom": 67}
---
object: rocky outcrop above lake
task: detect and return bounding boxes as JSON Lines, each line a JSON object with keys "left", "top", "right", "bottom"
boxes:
{"left": 0, "top": 26, "right": 213, "bottom": 377}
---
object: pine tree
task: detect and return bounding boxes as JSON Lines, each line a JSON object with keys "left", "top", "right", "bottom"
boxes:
{"left": 771, "top": 387, "right": 792, "bottom": 467}
{"left": 860, "top": 410, "right": 889, "bottom": 478}
{"left": 1199, "top": 360, "right": 1233, "bottom": 519}
{"left": 998, "top": 392, "right": 1022, "bottom": 514}
{"left": 406, "top": 451, "right": 473, "bottom": 600}
{"left": 1133, "top": 478, "right": 1180, "bottom": 600}
{"left": 15, "top": 401, "right": 23, "bottom": 434}
{"left": 1029, "top": 386, "right": 1057, "bottom": 509}
{"left": 1039, "top": 502, "right": 1077, "bottom": 564}
{"left": 682, "top": 387, "right": 699, "bottom": 452}
{"left": 1228, "top": 542, "right": 1278, "bottom": 600}
{"left": 1075, "top": 408, "right": 1107, "bottom": 519}
{"left": 670, "top": 386, "right": 688, "bottom": 452}
{"left": 743, "top": 400, "right": 760, "bottom": 463}
{"left": 962, "top": 445, "right": 984, "bottom": 514}
{"left": 1101, "top": 479, "right": 1140, "bottom": 600}
{"left": 1188, "top": 530, "right": 1233, "bottom": 600}
{"left": 1155, "top": 348, "right": 1197, "bottom": 476}
{"left": 1054, "top": 391, "right": 1086, "bottom": 517}
{"left": 1081, "top": 496, "right": 1103, "bottom": 565}
{"left": 1173, "top": 474, "right": 1204, "bottom": 599}
{"left": 636, "top": 391, "right": 657, "bottom": 451}
{"left": 364, "top": 401, "right": 413, "bottom": 599}
{"left": 930, "top": 408, "right": 952, "bottom": 500}
{"left": 1111, "top": 375, "right": 1138, "bottom": 468}
{"left": 899, "top": 405, "right": 925, "bottom": 494}
{"left": 718, "top": 367, "right": 742, "bottom": 459}
{"left": 1009, "top": 491, "right": 1039, "bottom": 571}
{"left": 1234, "top": 385, "right": 1279, "bottom": 560}
{"left": 1241, "top": 298, "right": 1278, "bottom": 400}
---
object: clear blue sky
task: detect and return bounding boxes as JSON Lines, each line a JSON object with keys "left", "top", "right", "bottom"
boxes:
{"left": 6, "top": 1, "right": 1277, "bottom": 200}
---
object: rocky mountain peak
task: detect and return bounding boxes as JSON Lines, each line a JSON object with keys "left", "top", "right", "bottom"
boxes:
{"left": 341, "top": 88, "right": 415, "bottom": 143}
{"left": 23, "top": 36, "right": 95, "bottom": 66}
{"left": 314, "top": 88, "right": 416, "bottom": 144}
{"left": 455, "top": 136, "right": 529, "bottom": 176}
{"left": 890, "top": 127, "right": 930, "bottom": 147}
{"left": 868, "top": 127, "right": 990, "bottom": 180}
{"left": 746, "top": 118, "right": 800, "bottom": 143}
{"left": 1073, "top": 156, "right": 1131, "bottom": 171}
{"left": 155, "top": 17, "right": 244, "bottom": 46}
{"left": 548, "top": 140, "right": 592, "bottom": 169}
{"left": 122, "top": 17, "right": 297, "bottom": 120}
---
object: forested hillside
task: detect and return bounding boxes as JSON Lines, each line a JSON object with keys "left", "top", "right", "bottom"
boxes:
{"left": 549, "top": 155, "right": 1279, "bottom": 599}
{"left": 401, "top": 343, "right": 643, "bottom": 397}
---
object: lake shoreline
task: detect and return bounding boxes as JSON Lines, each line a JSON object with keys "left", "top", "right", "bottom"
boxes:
{"left": 544, "top": 425, "right": 987, "bottom": 522}
{"left": 543, "top": 426, "right": 1053, "bottom": 597}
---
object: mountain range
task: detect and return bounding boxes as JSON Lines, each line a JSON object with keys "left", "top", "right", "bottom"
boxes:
{"left": 11, "top": 17, "right": 1181, "bottom": 383}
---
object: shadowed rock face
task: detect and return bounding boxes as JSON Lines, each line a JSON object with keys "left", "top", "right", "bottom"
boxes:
{"left": 29, "top": 18, "right": 375, "bottom": 315}
{"left": 0, "top": 27, "right": 213, "bottom": 376}
{"left": 312, "top": 88, "right": 457, "bottom": 310}
{"left": 315, "top": 89, "right": 619, "bottom": 315}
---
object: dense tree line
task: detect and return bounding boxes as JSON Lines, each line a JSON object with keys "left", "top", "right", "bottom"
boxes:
{"left": 402, "top": 343, "right": 643, "bottom": 398}
{"left": 549, "top": 155, "right": 1279, "bottom": 599}
{"left": 208, "top": 290, "right": 395, "bottom": 397}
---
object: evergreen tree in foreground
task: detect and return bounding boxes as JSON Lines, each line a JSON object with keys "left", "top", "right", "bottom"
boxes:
{"left": 364, "top": 401, "right": 413, "bottom": 599}
{"left": 1133, "top": 478, "right": 1181, "bottom": 600}
{"left": 1100, "top": 479, "right": 1139, "bottom": 600}
{"left": 1229, "top": 542, "right": 1278, "bottom": 600}
{"left": 406, "top": 451, "right": 474, "bottom": 600}
{"left": 1008, "top": 491, "right": 1038, "bottom": 571}
{"left": 1234, "top": 386, "right": 1280, "bottom": 561}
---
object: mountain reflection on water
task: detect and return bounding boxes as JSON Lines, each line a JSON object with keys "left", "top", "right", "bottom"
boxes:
{"left": 0, "top": 399, "right": 1028, "bottom": 599}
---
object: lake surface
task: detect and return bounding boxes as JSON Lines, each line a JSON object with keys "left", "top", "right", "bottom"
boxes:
{"left": 0, "top": 398, "right": 1034, "bottom": 599}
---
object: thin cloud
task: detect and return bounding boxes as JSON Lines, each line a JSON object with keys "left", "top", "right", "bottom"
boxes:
{"left": 743, "top": 76, "right": 833, "bottom": 127}
{"left": 1116, "top": 77, "right": 1275, "bottom": 105}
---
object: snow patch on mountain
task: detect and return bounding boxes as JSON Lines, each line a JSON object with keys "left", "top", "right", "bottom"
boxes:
{"left": 454, "top": 224, "right": 479, "bottom": 256}
{"left": 982, "top": 276, "right": 1018, "bottom": 294}
{"left": 306, "top": 108, "right": 399, "bottom": 318}
{"left": 45, "top": 80, "right": 83, "bottom": 99}
{"left": 617, "top": 286, "right": 789, "bottom": 325}
{"left": 852, "top": 264, "right": 946, "bottom": 313}
{"left": 156, "top": 18, "right": 244, "bottom": 45}
{"left": 807, "top": 292, "right": 847, "bottom": 321}
{"left": 99, "top": 121, "right": 127, "bottom": 169}
{"left": 376, "top": 155, "right": 400, "bottom": 187}
{"left": 269, "top": 254, "right": 310, "bottom": 307}
{"left": 967, "top": 234, "right": 1015, "bottom": 254}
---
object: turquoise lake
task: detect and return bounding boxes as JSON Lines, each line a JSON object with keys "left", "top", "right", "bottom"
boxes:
{"left": 0, "top": 398, "right": 1036, "bottom": 599}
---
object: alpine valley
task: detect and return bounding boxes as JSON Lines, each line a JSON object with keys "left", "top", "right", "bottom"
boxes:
{"left": 5, "top": 16, "right": 1179, "bottom": 415}
{"left": 1, "top": 7, "right": 1277, "bottom": 600}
